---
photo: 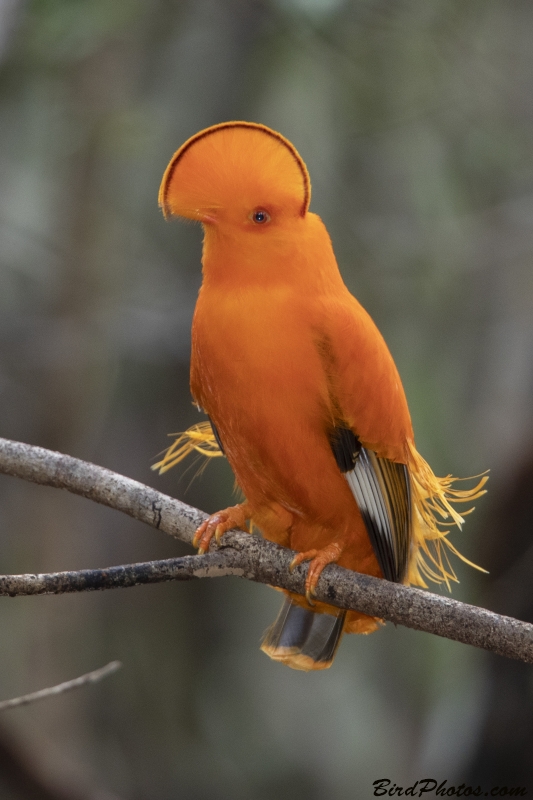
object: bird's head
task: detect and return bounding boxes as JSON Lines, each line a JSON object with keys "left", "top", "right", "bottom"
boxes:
{"left": 159, "top": 122, "right": 311, "bottom": 237}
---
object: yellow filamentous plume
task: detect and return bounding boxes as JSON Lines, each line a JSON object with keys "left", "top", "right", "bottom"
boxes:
{"left": 152, "top": 421, "right": 223, "bottom": 475}
{"left": 406, "top": 440, "right": 488, "bottom": 589}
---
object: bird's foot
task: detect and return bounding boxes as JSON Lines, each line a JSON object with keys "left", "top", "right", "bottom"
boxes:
{"left": 290, "top": 542, "right": 344, "bottom": 606}
{"left": 193, "top": 502, "right": 252, "bottom": 554}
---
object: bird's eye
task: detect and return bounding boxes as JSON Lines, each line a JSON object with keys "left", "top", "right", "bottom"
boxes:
{"left": 250, "top": 209, "right": 271, "bottom": 224}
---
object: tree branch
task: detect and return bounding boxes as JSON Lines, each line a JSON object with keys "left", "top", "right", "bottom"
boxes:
{"left": 0, "top": 437, "right": 532, "bottom": 665}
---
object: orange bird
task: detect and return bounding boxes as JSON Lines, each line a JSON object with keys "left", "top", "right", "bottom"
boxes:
{"left": 155, "top": 121, "right": 487, "bottom": 671}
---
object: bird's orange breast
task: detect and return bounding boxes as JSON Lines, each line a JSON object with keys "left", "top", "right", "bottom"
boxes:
{"left": 191, "top": 284, "right": 332, "bottom": 484}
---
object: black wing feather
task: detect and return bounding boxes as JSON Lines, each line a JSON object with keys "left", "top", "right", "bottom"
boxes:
{"left": 208, "top": 416, "right": 225, "bottom": 455}
{"left": 330, "top": 426, "right": 411, "bottom": 583}
{"left": 329, "top": 426, "right": 361, "bottom": 472}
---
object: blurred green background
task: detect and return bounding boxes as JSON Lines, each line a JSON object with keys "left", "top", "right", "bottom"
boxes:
{"left": 0, "top": 0, "right": 533, "bottom": 798}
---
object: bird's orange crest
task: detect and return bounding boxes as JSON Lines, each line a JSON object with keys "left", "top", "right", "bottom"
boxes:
{"left": 159, "top": 121, "right": 311, "bottom": 222}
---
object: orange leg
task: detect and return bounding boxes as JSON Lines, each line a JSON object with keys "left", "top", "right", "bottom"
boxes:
{"left": 290, "top": 542, "right": 344, "bottom": 605}
{"left": 193, "top": 501, "right": 252, "bottom": 554}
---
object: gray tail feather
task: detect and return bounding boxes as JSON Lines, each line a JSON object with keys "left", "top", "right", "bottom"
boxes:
{"left": 260, "top": 597, "right": 346, "bottom": 671}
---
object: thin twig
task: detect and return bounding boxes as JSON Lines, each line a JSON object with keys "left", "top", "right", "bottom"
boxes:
{"left": 0, "top": 661, "right": 122, "bottom": 711}
{"left": 0, "top": 437, "right": 532, "bottom": 665}
{"left": 0, "top": 552, "right": 244, "bottom": 596}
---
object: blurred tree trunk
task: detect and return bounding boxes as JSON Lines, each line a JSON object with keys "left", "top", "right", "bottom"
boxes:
{"left": 465, "top": 448, "right": 533, "bottom": 785}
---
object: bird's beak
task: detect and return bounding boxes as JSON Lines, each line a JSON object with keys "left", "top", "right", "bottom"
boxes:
{"left": 197, "top": 210, "right": 218, "bottom": 225}
{"left": 182, "top": 206, "right": 219, "bottom": 225}
{"left": 161, "top": 203, "right": 220, "bottom": 224}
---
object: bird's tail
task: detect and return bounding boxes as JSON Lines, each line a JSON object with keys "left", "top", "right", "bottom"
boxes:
{"left": 260, "top": 596, "right": 345, "bottom": 671}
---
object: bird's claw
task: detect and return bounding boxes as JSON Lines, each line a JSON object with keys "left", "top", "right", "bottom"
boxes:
{"left": 289, "top": 549, "right": 318, "bottom": 573}
{"left": 305, "top": 588, "right": 316, "bottom": 607}
{"left": 192, "top": 529, "right": 202, "bottom": 549}
{"left": 214, "top": 524, "right": 225, "bottom": 545}
{"left": 289, "top": 543, "right": 343, "bottom": 606}
{"left": 192, "top": 503, "right": 251, "bottom": 554}
{"left": 192, "top": 518, "right": 211, "bottom": 550}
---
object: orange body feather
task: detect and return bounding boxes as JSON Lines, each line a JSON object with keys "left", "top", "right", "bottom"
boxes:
{"left": 156, "top": 122, "right": 487, "bottom": 669}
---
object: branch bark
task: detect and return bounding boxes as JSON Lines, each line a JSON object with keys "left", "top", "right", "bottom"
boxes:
{"left": 0, "top": 437, "right": 532, "bottom": 665}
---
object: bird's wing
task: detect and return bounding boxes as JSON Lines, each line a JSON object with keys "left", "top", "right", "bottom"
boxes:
{"left": 320, "top": 296, "right": 414, "bottom": 583}
{"left": 329, "top": 426, "right": 411, "bottom": 582}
